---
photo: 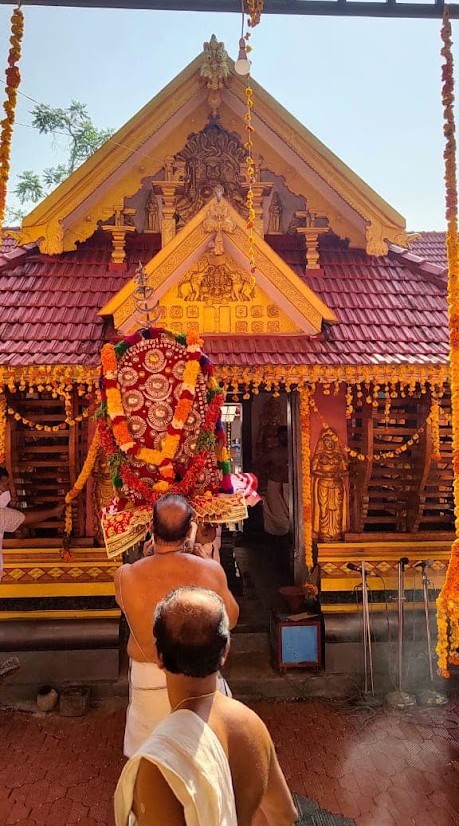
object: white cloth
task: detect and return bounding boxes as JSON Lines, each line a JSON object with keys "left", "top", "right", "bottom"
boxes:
{"left": 124, "top": 660, "right": 170, "bottom": 758}
{"left": 124, "top": 660, "right": 232, "bottom": 757}
{"left": 0, "top": 505, "right": 25, "bottom": 580}
{"left": 263, "top": 480, "right": 290, "bottom": 536}
{"left": 114, "top": 709, "right": 237, "bottom": 826}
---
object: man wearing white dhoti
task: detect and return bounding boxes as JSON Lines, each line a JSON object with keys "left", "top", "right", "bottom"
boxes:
{"left": 114, "top": 587, "right": 297, "bottom": 826}
{"left": 115, "top": 494, "right": 239, "bottom": 757}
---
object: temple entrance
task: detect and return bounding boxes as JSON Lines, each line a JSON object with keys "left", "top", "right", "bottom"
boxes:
{"left": 222, "top": 391, "right": 302, "bottom": 629}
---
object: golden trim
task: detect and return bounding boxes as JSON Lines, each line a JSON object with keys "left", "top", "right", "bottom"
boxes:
{"left": 321, "top": 572, "right": 446, "bottom": 591}
{"left": 0, "top": 609, "right": 120, "bottom": 621}
{"left": 17, "top": 45, "right": 408, "bottom": 256}
{"left": 101, "top": 195, "right": 336, "bottom": 335}
{"left": 0, "top": 583, "right": 116, "bottom": 597}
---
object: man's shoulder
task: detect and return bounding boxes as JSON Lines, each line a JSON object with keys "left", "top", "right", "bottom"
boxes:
{"left": 221, "top": 696, "right": 270, "bottom": 739}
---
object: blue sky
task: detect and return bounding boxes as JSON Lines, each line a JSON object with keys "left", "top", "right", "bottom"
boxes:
{"left": 0, "top": 5, "right": 451, "bottom": 229}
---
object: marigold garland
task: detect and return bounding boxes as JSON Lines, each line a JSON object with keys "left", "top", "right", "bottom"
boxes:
{"left": 101, "top": 331, "right": 203, "bottom": 479}
{"left": 437, "top": 9, "right": 459, "bottom": 677}
{"left": 299, "top": 386, "right": 313, "bottom": 571}
{"left": 5, "top": 404, "right": 89, "bottom": 432}
{"left": 310, "top": 395, "right": 433, "bottom": 463}
{"left": 245, "top": 82, "right": 257, "bottom": 275}
{"left": 0, "top": 4, "right": 24, "bottom": 228}
{"left": 242, "top": 1, "right": 263, "bottom": 274}
{"left": 0, "top": 394, "right": 6, "bottom": 464}
{"left": 63, "top": 426, "right": 100, "bottom": 538}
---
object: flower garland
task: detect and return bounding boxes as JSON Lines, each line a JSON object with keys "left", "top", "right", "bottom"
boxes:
{"left": 299, "top": 386, "right": 313, "bottom": 571}
{"left": 242, "top": 0, "right": 264, "bottom": 274}
{"left": 5, "top": 403, "right": 89, "bottom": 432}
{"left": 0, "top": 394, "right": 6, "bottom": 464}
{"left": 0, "top": 3, "right": 24, "bottom": 229}
{"left": 97, "top": 369, "right": 225, "bottom": 505}
{"left": 97, "top": 325, "right": 227, "bottom": 504}
{"left": 437, "top": 9, "right": 459, "bottom": 677}
{"left": 247, "top": 0, "right": 264, "bottom": 27}
{"left": 63, "top": 426, "right": 100, "bottom": 538}
{"left": 216, "top": 365, "right": 449, "bottom": 396}
{"left": 430, "top": 393, "right": 442, "bottom": 462}
{"left": 309, "top": 395, "right": 435, "bottom": 463}
{"left": 245, "top": 82, "right": 256, "bottom": 275}
{"left": 101, "top": 329, "right": 204, "bottom": 483}
{"left": 0, "top": 365, "right": 99, "bottom": 391}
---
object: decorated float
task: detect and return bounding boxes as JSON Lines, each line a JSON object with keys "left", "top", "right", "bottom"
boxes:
{"left": 63, "top": 306, "right": 251, "bottom": 560}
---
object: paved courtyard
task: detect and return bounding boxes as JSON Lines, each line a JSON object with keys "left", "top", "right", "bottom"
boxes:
{"left": 0, "top": 697, "right": 458, "bottom": 826}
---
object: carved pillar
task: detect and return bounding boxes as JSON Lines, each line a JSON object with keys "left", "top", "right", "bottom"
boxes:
{"left": 154, "top": 156, "right": 185, "bottom": 248}
{"left": 102, "top": 206, "right": 136, "bottom": 266}
{"left": 296, "top": 210, "right": 329, "bottom": 271}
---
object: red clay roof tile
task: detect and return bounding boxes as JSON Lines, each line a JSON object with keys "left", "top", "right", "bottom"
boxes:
{"left": 0, "top": 230, "right": 449, "bottom": 368}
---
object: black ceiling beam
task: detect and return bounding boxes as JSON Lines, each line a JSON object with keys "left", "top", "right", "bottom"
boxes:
{"left": 0, "top": 0, "right": 457, "bottom": 19}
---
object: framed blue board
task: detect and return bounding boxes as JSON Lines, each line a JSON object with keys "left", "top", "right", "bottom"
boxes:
{"left": 271, "top": 614, "right": 322, "bottom": 672}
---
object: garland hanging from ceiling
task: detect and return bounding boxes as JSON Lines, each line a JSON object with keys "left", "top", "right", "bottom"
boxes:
{"left": 437, "top": 8, "right": 459, "bottom": 677}
{"left": 0, "top": 3, "right": 24, "bottom": 229}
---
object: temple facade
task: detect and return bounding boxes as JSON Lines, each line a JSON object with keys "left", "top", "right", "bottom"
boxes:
{"left": 0, "top": 36, "right": 452, "bottom": 655}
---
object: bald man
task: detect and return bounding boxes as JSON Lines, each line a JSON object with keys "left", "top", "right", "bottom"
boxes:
{"left": 115, "top": 586, "right": 297, "bottom": 826}
{"left": 115, "top": 493, "right": 239, "bottom": 757}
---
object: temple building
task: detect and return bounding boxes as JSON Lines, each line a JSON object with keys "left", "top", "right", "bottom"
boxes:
{"left": 0, "top": 36, "right": 452, "bottom": 683}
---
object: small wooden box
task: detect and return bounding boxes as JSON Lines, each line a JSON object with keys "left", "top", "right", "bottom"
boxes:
{"left": 270, "top": 613, "right": 322, "bottom": 673}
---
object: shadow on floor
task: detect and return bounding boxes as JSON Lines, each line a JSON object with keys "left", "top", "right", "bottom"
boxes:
{"left": 293, "top": 793, "right": 356, "bottom": 826}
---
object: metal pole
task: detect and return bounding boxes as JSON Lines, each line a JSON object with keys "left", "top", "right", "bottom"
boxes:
{"left": 361, "top": 561, "right": 375, "bottom": 696}
{"left": 397, "top": 558, "right": 406, "bottom": 693}
{"left": 385, "top": 557, "right": 416, "bottom": 708}
{"left": 421, "top": 563, "right": 434, "bottom": 683}
{"left": 415, "top": 560, "right": 448, "bottom": 706}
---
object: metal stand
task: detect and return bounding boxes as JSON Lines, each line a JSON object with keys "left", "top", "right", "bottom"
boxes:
{"left": 361, "top": 561, "right": 375, "bottom": 696}
{"left": 416, "top": 561, "right": 448, "bottom": 706}
{"left": 385, "top": 557, "right": 416, "bottom": 709}
{"left": 349, "top": 561, "right": 380, "bottom": 703}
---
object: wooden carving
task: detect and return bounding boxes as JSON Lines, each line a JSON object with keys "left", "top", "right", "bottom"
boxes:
{"left": 174, "top": 121, "right": 247, "bottom": 223}
{"left": 312, "top": 428, "right": 348, "bottom": 541}
{"left": 177, "top": 255, "right": 255, "bottom": 303}
{"left": 200, "top": 34, "right": 231, "bottom": 116}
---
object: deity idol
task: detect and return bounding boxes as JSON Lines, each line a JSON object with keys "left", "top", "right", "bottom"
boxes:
{"left": 312, "top": 428, "right": 348, "bottom": 541}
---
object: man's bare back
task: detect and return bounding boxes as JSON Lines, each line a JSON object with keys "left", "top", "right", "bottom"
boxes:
{"left": 115, "top": 553, "right": 239, "bottom": 662}
{"left": 134, "top": 691, "right": 296, "bottom": 826}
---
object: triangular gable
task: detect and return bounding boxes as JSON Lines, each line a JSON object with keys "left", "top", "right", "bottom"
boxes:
{"left": 100, "top": 196, "right": 336, "bottom": 336}
{"left": 16, "top": 38, "right": 410, "bottom": 258}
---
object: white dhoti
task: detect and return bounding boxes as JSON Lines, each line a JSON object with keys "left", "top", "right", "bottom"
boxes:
{"left": 124, "top": 660, "right": 232, "bottom": 758}
{"left": 263, "top": 480, "right": 290, "bottom": 536}
{"left": 124, "top": 660, "right": 170, "bottom": 758}
{"left": 115, "top": 709, "right": 237, "bottom": 826}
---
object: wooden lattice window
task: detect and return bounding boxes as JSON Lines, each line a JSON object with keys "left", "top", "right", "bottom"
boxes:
{"left": 347, "top": 385, "right": 454, "bottom": 535}
{"left": 7, "top": 389, "right": 89, "bottom": 539}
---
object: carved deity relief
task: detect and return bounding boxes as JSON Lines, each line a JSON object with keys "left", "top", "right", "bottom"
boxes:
{"left": 268, "top": 191, "right": 283, "bottom": 234}
{"left": 312, "top": 428, "right": 348, "bottom": 542}
{"left": 144, "top": 189, "right": 160, "bottom": 232}
{"left": 177, "top": 255, "right": 255, "bottom": 304}
{"left": 174, "top": 121, "right": 247, "bottom": 224}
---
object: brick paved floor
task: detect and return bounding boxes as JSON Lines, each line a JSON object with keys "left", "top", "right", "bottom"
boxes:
{"left": 0, "top": 698, "right": 458, "bottom": 826}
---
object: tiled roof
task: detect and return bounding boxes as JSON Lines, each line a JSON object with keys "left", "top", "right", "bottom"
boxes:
{"left": 0, "top": 229, "right": 20, "bottom": 256}
{"left": 410, "top": 231, "right": 447, "bottom": 269}
{"left": 0, "top": 230, "right": 449, "bottom": 368}
{"left": 0, "top": 231, "right": 161, "bottom": 365}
